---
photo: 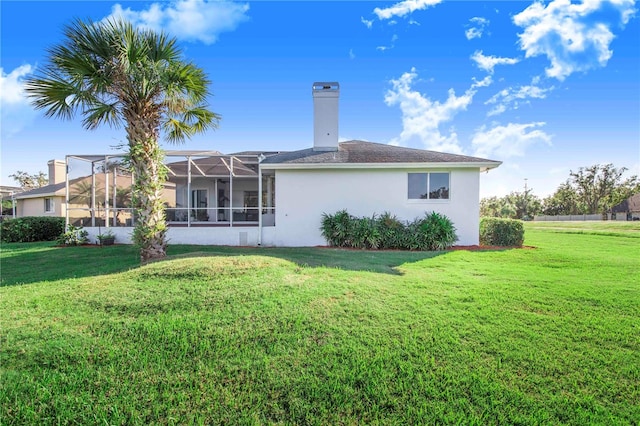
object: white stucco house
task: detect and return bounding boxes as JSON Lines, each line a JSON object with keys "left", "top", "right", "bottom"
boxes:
{"left": 58, "top": 82, "right": 501, "bottom": 247}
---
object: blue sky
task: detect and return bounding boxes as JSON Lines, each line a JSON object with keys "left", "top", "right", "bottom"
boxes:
{"left": 1, "top": 0, "right": 639, "bottom": 197}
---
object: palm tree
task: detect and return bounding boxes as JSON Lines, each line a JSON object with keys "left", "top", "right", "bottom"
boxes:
{"left": 25, "top": 19, "right": 219, "bottom": 262}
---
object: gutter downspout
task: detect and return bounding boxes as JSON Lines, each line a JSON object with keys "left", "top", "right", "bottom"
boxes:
{"left": 65, "top": 156, "right": 70, "bottom": 230}
{"left": 229, "top": 157, "right": 234, "bottom": 228}
{"left": 91, "top": 162, "right": 96, "bottom": 227}
{"left": 104, "top": 156, "right": 110, "bottom": 228}
{"left": 258, "top": 158, "right": 263, "bottom": 246}
{"left": 187, "top": 156, "right": 192, "bottom": 227}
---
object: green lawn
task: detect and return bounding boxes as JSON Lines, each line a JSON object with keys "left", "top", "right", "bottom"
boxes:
{"left": 1, "top": 222, "right": 639, "bottom": 424}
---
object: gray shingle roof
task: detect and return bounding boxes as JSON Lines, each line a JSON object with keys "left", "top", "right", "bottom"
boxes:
{"left": 14, "top": 182, "right": 66, "bottom": 199}
{"left": 612, "top": 193, "right": 640, "bottom": 213}
{"left": 261, "top": 140, "right": 500, "bottom": 166}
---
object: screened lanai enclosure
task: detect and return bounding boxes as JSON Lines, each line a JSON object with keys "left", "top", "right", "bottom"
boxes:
{"left": 65, "top": 152, "right": 276, "bottom": 230}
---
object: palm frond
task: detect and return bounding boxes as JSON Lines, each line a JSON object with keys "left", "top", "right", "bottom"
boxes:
{"left": 163, "top": 118, "right": 193, "bottom": 144}
{"left": 161, "top": 107, "right": 220, "bottom": 144}
{"left": 82, "top": 102, "right": 121, "bottom": 130}
{"left": 183, "top": 107, "right": 220, "bottom": 132}
{"left": 24, "top": 70, "right": 78, "bottom": 120}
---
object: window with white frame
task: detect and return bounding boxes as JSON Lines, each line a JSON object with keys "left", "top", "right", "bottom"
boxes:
{"left": 44, "top": 197, "right": 54, "bottom": 213}
{"left": 408, "top": 172, "right": 450, "bottom": 200}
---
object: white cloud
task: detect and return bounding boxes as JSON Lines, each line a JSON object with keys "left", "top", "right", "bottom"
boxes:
{"left": 0, "top": 64, "right": 37, "bottom": 139}
{"left": 471, "top": 75, "right": 493, "bottom": 88}
{"left": 465, "top": 16, "right": 489, "bottom": 40}
{"left": 487, "top": 104, "right": 506, "bottom": 117}
{"left": 384, "top": 68, "right": 478, "bottom": 153}
{"left": 361, "top": 16, "right": 373, "bottom": 29}
{"left": 471, "top": 50, "right": 519, "bottom": 74}
{"left": 513, "top": 0, "right": 636, "bottom": 80}
{"left": 374, "top": 0, "right": 443, "bottom": 20}
{"left": 472, "top": 122, "right": 552, "bottom": 159}
{"left": 349, "top": 49, "right": 356, "bottom": 60}
{"left": 377, "top": 34, "right": 399, "bottom": 51}
{"left": 104, "top": 0, "right": 250, "bottom": 44}
{"left": 486, "top": 83, "right": 552, "bottom": 116}
{"left": 0, "top": 64, "right": 33, "bottom": 104}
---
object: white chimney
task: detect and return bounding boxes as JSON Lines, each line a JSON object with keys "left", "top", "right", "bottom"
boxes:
{"left": 312, "top": 82, "right": 339, "bottom": 151}
{"left": 48, "top": 159, "right": 66, "bottom": 185}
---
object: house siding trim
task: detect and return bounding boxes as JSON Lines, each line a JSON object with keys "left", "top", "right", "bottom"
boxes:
{"left": 260, "top": 161, "right": 500, "bottom": 172}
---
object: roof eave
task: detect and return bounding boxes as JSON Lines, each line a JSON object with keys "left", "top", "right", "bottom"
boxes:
{"left": 15, "top": 190, "right": 65, "bottom": 200}
{"left": 260, "top": 161, "right": 502, "bottom": 171}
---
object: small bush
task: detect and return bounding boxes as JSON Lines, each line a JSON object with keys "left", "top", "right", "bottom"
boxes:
{"left": 321, "top": 210, "right": 352, "bottom": 248}
{"left": 377, "top": 212, "right": 405, "bottom": 249}
{"left": 479, "top": 217, "right": 524, "bottom": 247}
{"left": 56, "top": 225, "right": 89, "bottom": 246}
{"left": 0, "top": 216, "right": 65, "bottom": 243}
{"left": 321, "top": 210, "right": 457, "bottom": 251}
{"left": 416, "top": 212, "right": 458, "bottom": 251}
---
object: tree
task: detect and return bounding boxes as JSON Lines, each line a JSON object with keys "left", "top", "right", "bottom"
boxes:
{"left": 26, "top": 19, "right": 219, "bottom": 262}
{"left": 1, "top": 199, "right": 14, "bottom": 216}
{"left": 480, "top": 196, "right": 504, "bottom": 218}
{"left": 480, "top": 191, "right": 541, "bottom": 220}
{"left": 569, "top": 164, "right": 639, "bottom": 214}
{"left": 542, "top": 181, "right": 580, "bottom": 215}
{"left": 9, "top": 171, "right": 48, "bottom": 190}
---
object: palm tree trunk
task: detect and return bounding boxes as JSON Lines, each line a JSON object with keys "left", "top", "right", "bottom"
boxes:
{"left": 126, "top": 112, "right": 167, "bottom": 263}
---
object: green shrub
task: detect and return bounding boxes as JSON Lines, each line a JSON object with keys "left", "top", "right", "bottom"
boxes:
{"left": 0, "top": 216, "right": 65, "bottom": 243}
{"left": 479, "top": 217, "right": 525, "bottom": 247}
{"left": 377, "top": 212, "right": 405, "bottom": 249}
{"left": 321, "top": 210, "right": 457, "bottom": 251}
{"left": 56, "top": 224, "right": 89, "bottom": 246}
{"left": 321, "top": 210, "right": 353, "bottom": 248}
{"left": 416, "top": 212, "right": 458, "bottom": 251}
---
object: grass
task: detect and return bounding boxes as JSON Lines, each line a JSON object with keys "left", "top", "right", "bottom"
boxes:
{"left": 527, "top": 220, "right": 640, "bottom": 236}
{"left": 1, "top": 221, "right": 639, "bottom": 424}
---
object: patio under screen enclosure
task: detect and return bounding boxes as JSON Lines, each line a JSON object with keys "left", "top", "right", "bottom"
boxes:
{"left": 65, "top": 152, "right": 276, "bottom": 245}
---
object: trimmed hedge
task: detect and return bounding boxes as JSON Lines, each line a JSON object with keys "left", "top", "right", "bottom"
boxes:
{"left": 0, "top": 216, "right": 65, "bottom": 243}
{"left": 321, "top": 210, "right": 458, "bottom": 251}
{"left": 479, "top": 217, "right": 524, "bottom": 247}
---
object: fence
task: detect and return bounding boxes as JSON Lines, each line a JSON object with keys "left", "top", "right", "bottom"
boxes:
{"left": 533, "top": 214, "right": 619, "bottom": 221}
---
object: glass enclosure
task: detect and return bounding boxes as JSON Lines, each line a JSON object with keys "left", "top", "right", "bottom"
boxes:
{"left": 66, "top": 152, "right": 275, "bottom": 227}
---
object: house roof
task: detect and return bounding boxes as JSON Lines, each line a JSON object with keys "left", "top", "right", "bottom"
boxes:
{"left": 611, "top": 193, "right": 640, "bottom": 213}
{"left": 15, "top": 174, "right": 137, "bottom": 200}
{"left": 14, "top": 182, "right": 67, "bottom": 199}
{"left": 0, "top": 186, "right": 22, "bottom": 199}
{"left": 260, "top": 140, "right": 501, "bottom": 171}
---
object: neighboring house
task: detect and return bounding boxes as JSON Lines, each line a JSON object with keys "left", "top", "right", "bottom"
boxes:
{"left": 0, "top": 185, "right": 22, "bottom": 217}
{"left": 13, "top": 160, "right": 66, "bottom": 218}
{"left": 61, "top": 82, "right": 502, "bottom": 246}
{"left": 13, "top": 160, "right": 155, "bottom": 226}
{"left": 0, "top": 186, "right": 22, "bottom": 200}
{"left": 611, "top": 193, "right": 640, "bottom": 220}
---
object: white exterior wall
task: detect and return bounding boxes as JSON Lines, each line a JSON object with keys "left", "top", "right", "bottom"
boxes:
{"left": 81, "top": 168, "right": 481, "bottom": 248}
{"left": 269, "top": 168, "right": 481, "bottom": 247}
{"left": 84, "top": 226, "right": 263, "bottom": 246}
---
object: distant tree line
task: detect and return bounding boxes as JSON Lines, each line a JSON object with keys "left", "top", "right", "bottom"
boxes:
{"left": 481, "top": 164, "right": 640, "bottom": 219}
{"left": 9, "top": 171, "right": 48, "bottom": 190}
